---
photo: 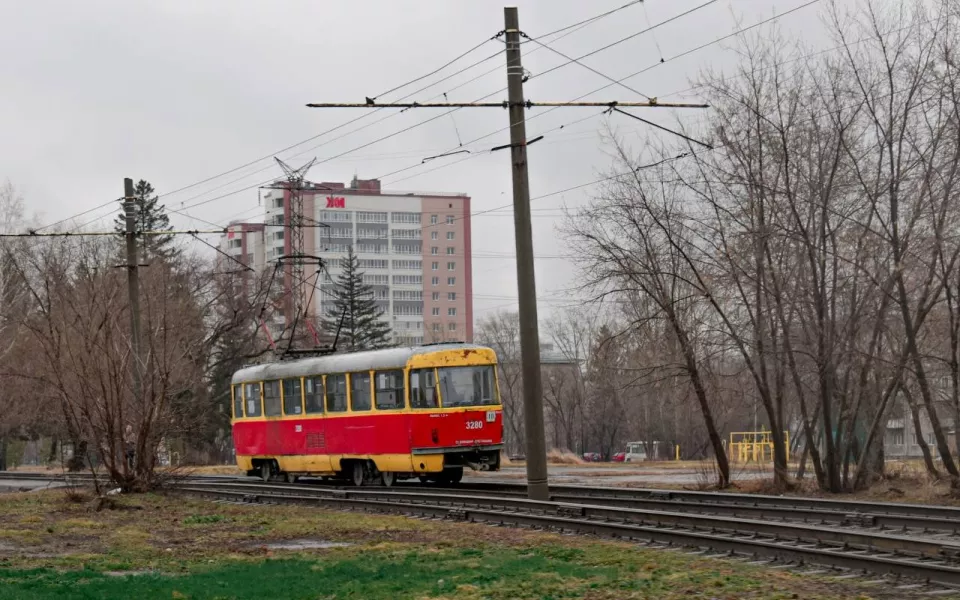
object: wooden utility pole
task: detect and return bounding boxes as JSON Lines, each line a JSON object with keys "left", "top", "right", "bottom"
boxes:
{"left": 504, "top": 6, "right": 549, "bottom": 501}
{"left": 123, "top": 178, "right": 143, "bottom": 418}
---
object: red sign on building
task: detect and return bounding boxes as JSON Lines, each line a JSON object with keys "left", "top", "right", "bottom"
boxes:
{"left": 326, "top": 196, "right": 345, "bottom": 208}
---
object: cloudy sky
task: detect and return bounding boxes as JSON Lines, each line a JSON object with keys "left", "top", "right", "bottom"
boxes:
{"left": 1, "top": 0, "right": 838, "bottom": 322}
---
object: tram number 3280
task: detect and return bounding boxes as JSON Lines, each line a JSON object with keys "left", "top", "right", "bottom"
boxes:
{"left": 465, "top": 420, "right": 483, "bottom": 430}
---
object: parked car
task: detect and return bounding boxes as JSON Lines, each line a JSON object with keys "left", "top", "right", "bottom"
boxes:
{"left": 611, "top": 452, "right": 626, "bottom": 462}
{"left": 581, "top": 452, "right": 601, "bottom": 462}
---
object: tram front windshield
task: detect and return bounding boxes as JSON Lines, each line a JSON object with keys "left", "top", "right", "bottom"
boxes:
{"left": 437, "top": 365, "right": 499, "bottom": 407}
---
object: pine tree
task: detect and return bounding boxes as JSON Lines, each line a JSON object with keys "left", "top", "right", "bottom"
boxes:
{"left": 114, "top": 179, "right": 179, "bottom": 262}
{"left": 320, "top": 247, "right": 392, "bottom": 352}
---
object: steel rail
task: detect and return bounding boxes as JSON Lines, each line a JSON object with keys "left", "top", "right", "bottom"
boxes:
{"left": 6, "top": 471, "right": 960, "bottom": 532}
{"left": 176, "top": 484, "right": 960, "bottom": 589}
{"left": 174, "top": 481, "right": 960, "bottom": 559}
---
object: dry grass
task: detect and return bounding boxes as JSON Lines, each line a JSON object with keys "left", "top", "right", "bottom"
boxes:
{"left": 546, "top": 448, "right": 585, "bottom": 465}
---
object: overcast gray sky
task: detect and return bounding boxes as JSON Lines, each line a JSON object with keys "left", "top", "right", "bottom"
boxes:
{"left": 1, "top": 0, "right": 838, "bottom": 322}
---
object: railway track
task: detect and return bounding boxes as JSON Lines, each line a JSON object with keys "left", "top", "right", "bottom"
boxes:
{"left": 175, "top": 479, "right": 960, "bottom": 592}
{"left": 6, "top": 470, "right": 960, "bottom": 533}
{"left": 8, "top": 471, "right": 960, "bottom": 591}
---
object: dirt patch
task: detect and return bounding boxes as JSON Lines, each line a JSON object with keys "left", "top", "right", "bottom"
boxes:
{"left": 259, "top": 539, "right": 352, "bottom": 551}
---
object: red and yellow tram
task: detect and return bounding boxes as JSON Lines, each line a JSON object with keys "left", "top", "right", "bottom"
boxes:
{"left": 230, "top": 343, "right": 503, "bottom": 486}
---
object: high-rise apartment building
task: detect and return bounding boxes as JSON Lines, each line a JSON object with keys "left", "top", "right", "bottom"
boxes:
{"left": 218, "top": 177, "right": 473, "bottom": 346}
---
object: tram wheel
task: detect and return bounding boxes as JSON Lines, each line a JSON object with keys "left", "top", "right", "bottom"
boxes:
{"left": 380, "top": 471, "right": 395, "bottom": 487}
{"left": 448, "top": 467, "right": 464, "bottom": 484}
{"left": 351, "top": 462, "right": 366, "bottom": 487}
{"left": 285, "top": 472, "right": 299, "bottom": 484}
{"left": 259, "top": 462, "right": 273, "bottom": 482}
{"left": 438, "top": 467, "right": 463, "bottom": 485}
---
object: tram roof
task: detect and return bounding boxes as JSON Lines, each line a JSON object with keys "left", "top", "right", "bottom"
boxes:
{"left": 231, "top": 342, "right": 495, "bottom": 384}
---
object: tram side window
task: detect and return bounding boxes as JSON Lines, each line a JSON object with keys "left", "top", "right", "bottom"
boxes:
{"left": 263, "top": 380, "right": 282, "bottom": 417}
{"left": 326, "top": 374, "right": 347, "bottom": 412}
{"left": 282, "top": 378, "right": 303, "bottom": 416}
{"left": 410, "top": 369, "right": 439, "bottom": 409}
{"left": 375, "top": 370, "right": 405, "bottom": 410}
{"left": 232, "top": 385, "right": 243, "bottom": 418}
{"left": 350, "top": 372, "right": 371, "bottom": 411}
{"left": 304, "top": 377, "right": 324, "bottom": 414}
{"left": 244, "top": 383, "right": 262, "bottom": 417}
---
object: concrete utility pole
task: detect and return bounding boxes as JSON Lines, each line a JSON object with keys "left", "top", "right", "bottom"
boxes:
{"left": 504, "top": 6, "right": 549, "bottom": 501}
{"left": 123, "top": 178, "right": 143, "bottom": 414}
{"left": 302, "top": 8, "right": 711, "bottom": 501}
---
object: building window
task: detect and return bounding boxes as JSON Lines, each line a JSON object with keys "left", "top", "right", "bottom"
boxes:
{"left": 432, "top": 323, "right": 442, "bottom": 332}
{"left": 431, "top": 231, "right": 438, "bottom": 240}
{"left": 446, "top": 215, "right": 455, "bottom": 225}
{"left": 432, "top": 276, "right": 439, "bottom": 285}
{"left": 357, "top": 211, "right": 388, "bottom": 223}
{"left": 430, "top": 214, "right": 438, "bottom": 225}
{"left": 432, "top": 292, "right": 440, "bottom": 301}
{"left": 393, "top": 290, "right": 423, "bottom": 301}
{"left": 447, "top": 262, "right": 456, "bottom": 271}
{"left": 392, "top": 275, "right": 423, "bottom": 285}
{"left": 447, "top": 277, "right": 456, "bottom": 286}
{"left": 431, "top": 247, "right": 438, "bottom": 255}
{"left": 392, "top": 260, "right": 422, "bottom": 270}
{"left": 446, "top": 231, "right": 455, "bottom": 240}
{"left": 319, "top": 210, "right": 352, "bottom": 222}
{"left": 448, "top": 308, "right": 457, "bottom": 317}
{"left": 390, "top": 212, "right": 421, "bottom": 224}
{"left": 432, "top": 261, "right": 438, "bottom": 271}
{"left": 391, "top": 229, "right": 421, "bottom": 239}
{"left": 446, "top": 247, "right": 455, "bottom": 255}
{"left": 358, "top": 259, "right": 388, "bottom": 269}
{"left": 448, "top": 292, "right": 456, "bottom": 301}
{"left": 358, "top": 228, "right": 388, "bottom": 239}
{"left": 272, "top": 197, "right": 284, "bottom": 209}
{"left": 432, "top": 307, "right": 440, "bottom": 316}
{"left": 448, "top": 322, "right": 457, "bottom": 331}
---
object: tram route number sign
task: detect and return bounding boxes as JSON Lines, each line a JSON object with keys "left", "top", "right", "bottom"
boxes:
{"left": 485, "top": 410, "right": 497, "bottom": 423}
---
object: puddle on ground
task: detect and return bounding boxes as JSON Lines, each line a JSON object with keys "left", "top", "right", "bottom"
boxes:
{"left": 262, "top": 539, "right": 352, "bottom": 550}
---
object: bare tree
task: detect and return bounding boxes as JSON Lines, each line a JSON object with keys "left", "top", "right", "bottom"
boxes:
{"left": 565, "top": 155, "right": 732, "bottom": 486}
{"left": 474, "top": 310, "right": 525, "bottom": 456}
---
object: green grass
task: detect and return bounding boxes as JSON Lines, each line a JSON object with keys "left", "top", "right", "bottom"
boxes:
{"left": 0, "top": 547, "right": 838, "bottom": 600}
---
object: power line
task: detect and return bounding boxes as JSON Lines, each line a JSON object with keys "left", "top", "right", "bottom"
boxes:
{"left": 521, "top": 34, "right": 652, "bottom": 100}
{"left": 33, "top": 198, "right": 121, "bottom": 233}
{"left": 41, "top": 36, "right": 507, "bottom": 233}
{"left": 370, "top": 0, "right": 821, "bottom": 190}
{"left": 139, "top": 4, "right": 671, "bottom": 223}
{"left": 530, "top": 0, "right": 721, "bottom": 82}
{"left": 370, "top": 33, "right": 503, "bottom": 102}
{"left": 529, "top": 0, "right": 646, "bottom": 39}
